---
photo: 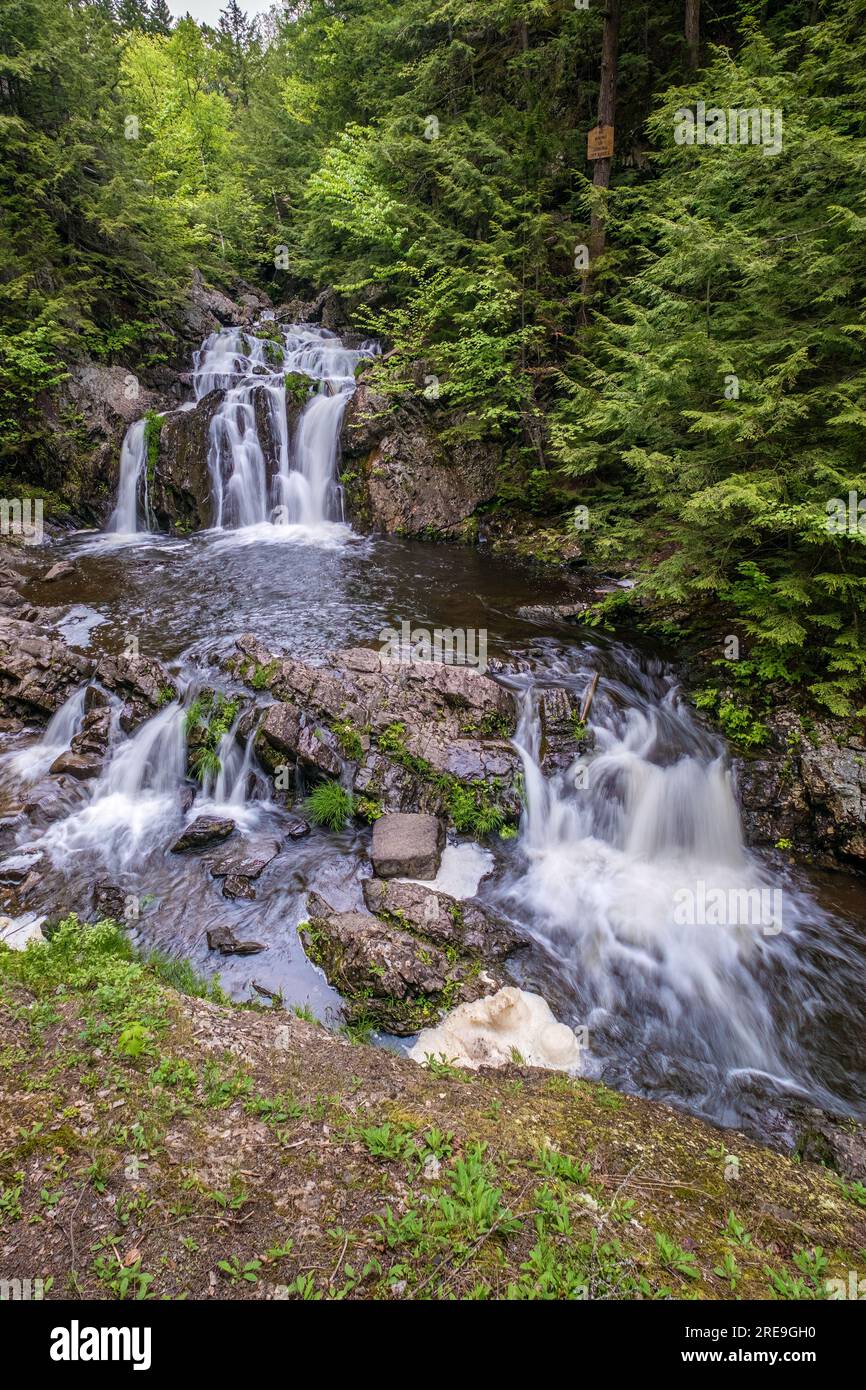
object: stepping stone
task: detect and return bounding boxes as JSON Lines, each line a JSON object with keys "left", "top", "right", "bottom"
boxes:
{"left": 370, "top": 813, "right": 444, "bottom": 880}
{"left": 171, "top": 816, "right": 235, "bottom": 852}
{"left": 206, "top": 925, "right": 266, "bottom": 955}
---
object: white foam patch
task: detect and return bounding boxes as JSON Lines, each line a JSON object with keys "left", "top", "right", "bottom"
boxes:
{"left": 401, "top": 841, "right": 493, "bottom": 899}
{"left": 409, "top": 987, "right": 584, "bottom": 1072}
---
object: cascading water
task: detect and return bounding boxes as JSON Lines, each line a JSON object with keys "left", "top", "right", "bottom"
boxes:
{"left": 193, "top": 323, "right": 375, "bottom": 533}
{"left": 103, "top": 322, "right": 375, "bottom": 540}
{"left": 38, "top": 701, "right": 187, "bottom": 869}
{"left": 107, "top": 418, "right": 150, "bottom": 535}
{"left": 2, "top": 686, "right": 87, "bottom": 782}
{"left": 498, "top": 644, "right": 866, "bottom": 1126}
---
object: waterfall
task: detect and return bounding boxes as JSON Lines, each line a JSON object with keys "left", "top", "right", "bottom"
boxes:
{"left": 195, "top": 323, "right": 375, "bottom": 533}
{"left": 3, "top": 686, "right": 87, "bottom": 782}
{"left": 498, "top": 645, "right": 846, "bottom": 1113}
{"left": 107, "top": 419, "right": 150, "bottom": 535}
{"left": 38, "top": 702, "right": 187, "bottom": 869}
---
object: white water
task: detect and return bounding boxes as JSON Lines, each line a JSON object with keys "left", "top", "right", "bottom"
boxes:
{"left": 107, "top": 419, "right": 149, "bottom": 535}
{"left": 2, "top": 687, "right": 87, "bottom": 782}
{"left": 194, "top": 323, "right": 376, "bottom": 534}
{"left": 103, "top": 322, "right": 376, "bottom": 542}
{"left": 499, "top": 646, "right": 848, "bottom": 1114}
{"left": 38, "top": 701, "right": 187, "bottom": 869}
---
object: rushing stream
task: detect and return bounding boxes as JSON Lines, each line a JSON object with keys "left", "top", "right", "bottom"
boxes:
{"left": 3, "top": 319, "right": 866, "bottom": 1142}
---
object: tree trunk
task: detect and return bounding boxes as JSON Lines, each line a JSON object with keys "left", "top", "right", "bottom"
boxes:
{"left": 589, "top": 0, "right": 621, "bottom": 255}
{"left": 685, "top": 0, "right": 700, "bottom": 70}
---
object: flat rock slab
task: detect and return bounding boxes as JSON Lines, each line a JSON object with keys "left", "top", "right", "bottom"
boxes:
{"left": 362, "top": 878, "right": 525, "bottom": 962}
{"left": 171, "top": 816, "right": 236, "bottom": 852}
{"left": 370, "top": 813, "right": 444, "bottom": 879}
{"left": 48, "top": 751, "right": 103, "bottom": 780}
{"left": 207, "top": 838, "right": 281, "bottom": 881}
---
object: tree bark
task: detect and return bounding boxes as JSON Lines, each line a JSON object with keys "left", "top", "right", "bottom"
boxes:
{"left": 685, "top": 0, "right": 700, "bottom": 70}
{"left": 589, "top": 0, "right": 621, "bottom": 255}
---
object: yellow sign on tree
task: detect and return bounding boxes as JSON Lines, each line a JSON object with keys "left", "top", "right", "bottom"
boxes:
{"left": 587, "top": 124, "right": 615, "bottom": 160}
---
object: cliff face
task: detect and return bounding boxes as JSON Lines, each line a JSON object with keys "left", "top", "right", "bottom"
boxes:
{"left": 340, "top": 382, "right": 504, "bottom": 541}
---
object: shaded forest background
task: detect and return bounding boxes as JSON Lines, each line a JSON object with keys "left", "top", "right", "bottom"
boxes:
{"left": 1, "top": 0, "right": 865, "bottom": 722}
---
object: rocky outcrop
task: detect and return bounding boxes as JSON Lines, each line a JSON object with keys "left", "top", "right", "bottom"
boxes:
{"left": 234, "top": 635, "right": 523, "bottom": 827}
{"left": 361, "top": 878, "right": 525, "bottom": 961}
{"left": 95, "top": 651, "right": 176, "bottom": 733}
{"left": 0, "top": 614, "right": 92, "bottom": 717}
{"left": 300, "top": 890, "right": 508, "bottom": 1035}
{"left": 341, "top": 383, "right": 503, "bottom": 539}
{"left": 152, "top": 382, "right": 308, "bottom": 533}
{"left": 733, "top": 710, "right": 866, "bottom": 869}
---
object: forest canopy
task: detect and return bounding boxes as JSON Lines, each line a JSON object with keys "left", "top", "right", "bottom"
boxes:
{"left": 1, "top": 0, "right": 865, "bottom": 716}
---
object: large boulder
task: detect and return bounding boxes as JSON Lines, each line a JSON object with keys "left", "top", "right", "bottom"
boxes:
{"left": 341, "top": 383, "right": 502, "bottom": 540}
{"left": 370, "top": 813, "right": 444, "bottom": 879}
{"left": 300, "top": 891, "right": 502, "bottom": 1036}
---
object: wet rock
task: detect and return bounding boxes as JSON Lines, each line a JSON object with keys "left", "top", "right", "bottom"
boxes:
{"left": 235, "top": 637, "right": 521, "bottom": 825}
{"left": 370, "top": 813, "right": 444, "bottom": 879}
{"left": 208, "top": 839, "right": 280, "bottom": 883}
{"left": 206, "top": 925, "right": 267, "bottom": 955}
{"left": 284, "top": 815, "right": 310, "bottom": 840}
{"left": 208, "top": 834, "right": 279, "bottom": 900}
{"left": 42, "top": 561, "right": 75, "bottom": 583}
{"left": 179, "top": 784, "right": 197, "bottom": 815}
{"left": 255, "top": 701, "right": 301, "bottom": 766}
{"left": 96, "top": 651, "right": 176, "bottom": 732}
{"left": 301, "top": 892, "right": 500, "bottom": 1036}
{"left": 93, "top": 881, "right": 128, "bottom": 921}
{"left": 0, "top": 614, "right": 93, "bottom": 719}
{"left": 733, "top": 709, "right": 866, "bottom": 868}
{"left": 790, "top": 1108, "right": 866, "bottom": 1183}
{"left": 171, "top": 816, "right": 236, "bottom": 852}
{"left": 341, "top": 383, "right": 502, "bottom": 540}
{"left": 254, "top": 701, "right": 342, "bottom": 778}
{"left": 0, "top": 851, "right": 43, "bottom": 884}
{"left": 70, "top": 687, "right": 112, "bottom": 763}
{"left": 222, "top": 875, "right": 257, "bottom": 901}
{"left": 362, "top": 878, "right": 525, "bottom": 961}
{"left": 151, "top": 390, "right": 222, "bottom": 531}
{"left": 48, "top": 751, "right": 103, "bottom": 779}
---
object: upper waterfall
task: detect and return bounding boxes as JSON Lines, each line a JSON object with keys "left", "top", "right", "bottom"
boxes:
{"left": 105, "top": 322, "right": 377, "bottom": 539}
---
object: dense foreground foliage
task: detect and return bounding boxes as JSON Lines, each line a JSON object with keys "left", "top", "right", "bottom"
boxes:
{"left": 1, "top": 0, "right": 865, "bottom": 712}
